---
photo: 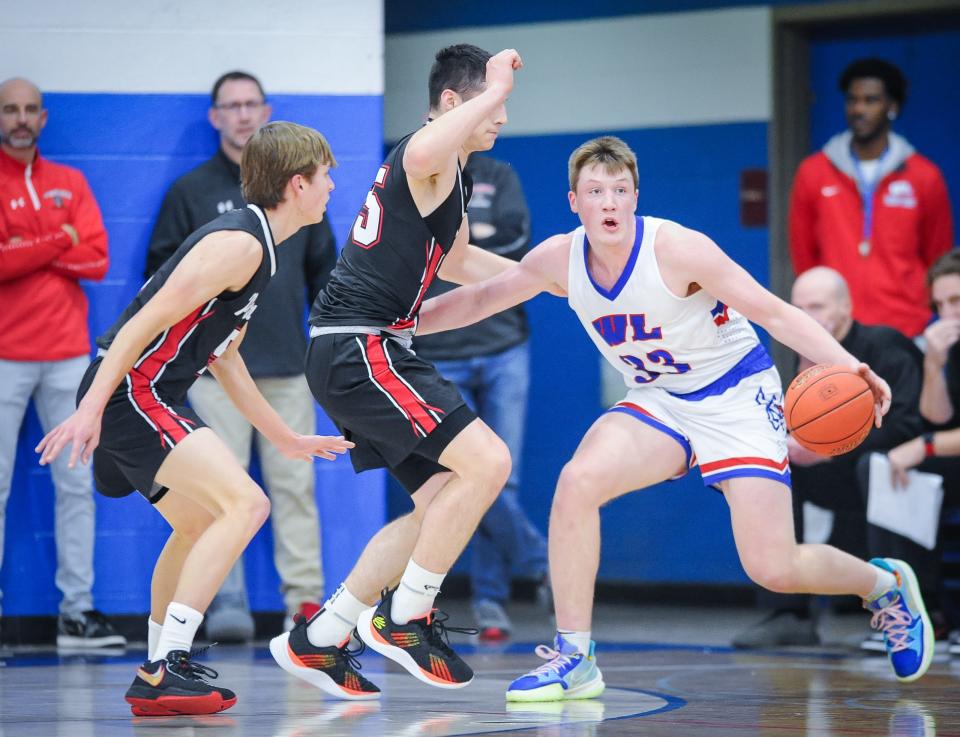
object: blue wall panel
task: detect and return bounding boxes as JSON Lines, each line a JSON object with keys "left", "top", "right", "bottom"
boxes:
{"left": 2, "top": 92, "right": 386, "bottom": 616}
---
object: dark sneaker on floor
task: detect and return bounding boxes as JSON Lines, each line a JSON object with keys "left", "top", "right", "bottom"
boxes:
{"left": 473, "top": 599, "right": 511, "bottom": 642}
{"left": 357, "top": 588, "right": 476, "bottom": 689}
{"left": 731, "top": 610, "right": 820, "bottom": 649}
{"left": 125, "top": 649, "right": 236, "bottom": 716}
{"left": 270, "top": 615, "right": 380, "bottom": 700}
{"left": 864, "top": 558, "right": 933, "bottom": 683}
{"left": 57, "top": 609, "right": 127, "bottom": 648}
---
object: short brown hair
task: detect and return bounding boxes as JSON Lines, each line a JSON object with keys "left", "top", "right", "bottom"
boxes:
{"left": 928, "top": 249, "right": 960, "bottom": 289}
{"left": 241, "top": 121, "right": 336, "bottom": 209}
{"left": 568, "top": 136, "right": 639, "bottom": 192}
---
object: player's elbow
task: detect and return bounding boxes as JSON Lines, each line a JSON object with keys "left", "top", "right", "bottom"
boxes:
{"left": 402, "top": 145, "right": 439, "bottom": 181}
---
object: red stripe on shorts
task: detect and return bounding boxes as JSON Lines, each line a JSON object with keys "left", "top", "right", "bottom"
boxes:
{"left": 364, "top": 335, "right": 444, "bottom": 436}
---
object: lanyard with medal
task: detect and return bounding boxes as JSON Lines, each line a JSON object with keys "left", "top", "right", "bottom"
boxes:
{"left": 851, "top": 146, "right": 889, "bottom": 257}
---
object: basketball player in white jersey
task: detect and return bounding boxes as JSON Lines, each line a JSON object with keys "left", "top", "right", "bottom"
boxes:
{"left": 416, "top": 136, "right": 934, "bottom": 698}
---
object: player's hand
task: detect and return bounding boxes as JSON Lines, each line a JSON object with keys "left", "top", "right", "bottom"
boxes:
{"left": 857, "top": 362, "right": 890, "bottom": 427}
{"left": 924, "top": 318, "right": 960, "bottom": 369}
{"left": 486, "top": 49, "right": 523, "bottom": 95}
{"left": 887, "top": 437, "right": 924, "bottom": 489}
{"left": 35, "top": 407, "right": 102, "bottom": 468}
{"left": 786, "top": 435, "right": 828, "bottom": 467}
{"left": 277, "top": 433, "right": 354, "bottom": 462}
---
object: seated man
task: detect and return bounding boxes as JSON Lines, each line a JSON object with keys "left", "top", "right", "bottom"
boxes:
{"left": 880, "top": 250, "right": 960, "bottom": 656}
{"left": 733, "top": 266, "right": 924, "bottom": 648}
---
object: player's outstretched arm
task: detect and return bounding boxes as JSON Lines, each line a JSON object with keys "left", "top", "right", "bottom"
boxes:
{"left": 438, "top": 215, "right": 516, "bottom": 286}
{"left": 35, "top": 231, "right": 263, "bottom": 468}
{"left": 207, "top": 329, "right": 353, "bottom": 461}
{"left": 656, "top": 224, "right": 891, "bottom": 422}
{"left": 418, "top": 233, "right": 568, "bottom": 335}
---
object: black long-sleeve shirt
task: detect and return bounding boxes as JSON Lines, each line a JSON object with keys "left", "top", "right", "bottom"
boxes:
{"left": 146, "top": 148, "right": 336, "bottom": 377}
{"left": 413, "top": 154, "right": 531, "bottom": 360}
{"left": 831, "top": 320, "right": 924, "bottom": 462}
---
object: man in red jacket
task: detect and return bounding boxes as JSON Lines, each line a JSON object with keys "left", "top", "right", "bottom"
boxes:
{"left": 0, "top": 77, "right": 124, "bottom": 648}
{"left": 788, "top": 58, "right": 953, "bottom": 338}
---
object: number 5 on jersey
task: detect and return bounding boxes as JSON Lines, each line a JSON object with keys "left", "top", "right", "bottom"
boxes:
{"left": 352, "top": 165, "right": 389, "bottom": 249}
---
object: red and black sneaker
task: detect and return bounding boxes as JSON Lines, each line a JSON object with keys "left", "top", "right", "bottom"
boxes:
{"left": 270, "top": 614, "right": 381, "bottom": 700}
{"left": 357, "top": 588, "right": 476, "bottom": 689}
{"left": 124, "top": 649, "right": 236, "bottom": 716}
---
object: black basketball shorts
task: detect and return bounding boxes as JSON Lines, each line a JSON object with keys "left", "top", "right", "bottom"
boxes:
{"left": 306, "top": 331, "right": 477, "bottom": 493}
{"left": 77, "top": 358, "right": 207, "bottom": 504}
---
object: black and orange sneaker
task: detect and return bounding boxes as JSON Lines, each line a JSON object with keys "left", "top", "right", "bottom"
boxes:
{"left": 270, "top": 614, "right": 381, "bottom": 700}
{"left": 356, "top": 588, "right": 476, "bottom": 689}
{"left": 124, "top": 649, "right": 236, "bottom": 716}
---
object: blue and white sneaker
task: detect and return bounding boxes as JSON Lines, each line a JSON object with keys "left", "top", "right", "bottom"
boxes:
{"left": 864, "top": 558, "right": 934, "bottom": 683}
{"left": 506, "top": 634, "right": 605, "bottom": 702}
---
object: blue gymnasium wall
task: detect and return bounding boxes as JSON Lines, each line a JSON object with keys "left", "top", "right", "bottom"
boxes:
{"left": 2, "top": 2, "right": 386, "bottom": 616}
{"left": 385, "top": 5, "right": 773, "bottom": 584}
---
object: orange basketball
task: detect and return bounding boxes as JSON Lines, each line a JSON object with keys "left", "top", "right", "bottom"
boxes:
{"left": 784, "top": 364, "right": 875, "bottom": 456}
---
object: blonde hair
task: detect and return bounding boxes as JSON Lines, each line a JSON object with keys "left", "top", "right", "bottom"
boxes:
{"left": 568, "top": 136, "right": 638, "bottom": 192}
{"left": 241, "top": 121, "right": 337, "bottom": 208}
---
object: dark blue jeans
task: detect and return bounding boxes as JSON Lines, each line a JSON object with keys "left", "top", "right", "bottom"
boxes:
{"left": 431, "top": 342, "right": 547, "bottom": 604}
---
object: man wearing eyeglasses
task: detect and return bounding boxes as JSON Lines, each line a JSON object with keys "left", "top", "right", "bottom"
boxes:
{"left": 145, "top": 71, "right": 335, "bottom": 643}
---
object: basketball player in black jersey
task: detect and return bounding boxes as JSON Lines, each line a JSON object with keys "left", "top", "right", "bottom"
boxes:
{"left": 269, "top": 45, "right": 525, "bottom": 697}
{"left": 36, "top": 122, "right": 357, "bottom": 716}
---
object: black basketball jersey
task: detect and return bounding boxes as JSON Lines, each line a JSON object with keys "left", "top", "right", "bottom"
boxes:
{"left": 97, "top": 205, "right": 276, "bottom": 401}
{"left": 310, "top": 131, "right": 473, "bottom": 331}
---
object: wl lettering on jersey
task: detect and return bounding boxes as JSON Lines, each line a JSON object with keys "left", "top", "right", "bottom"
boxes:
{"left": 591, "top": 313, "right": 691, "bottom": 385}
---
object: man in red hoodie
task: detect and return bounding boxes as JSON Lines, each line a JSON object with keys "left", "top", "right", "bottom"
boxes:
{"left": 0, "top": 77, "right": 124, "bottom": 648}
{"left": 789, "top": 58, "right": 953, "bottom": 338}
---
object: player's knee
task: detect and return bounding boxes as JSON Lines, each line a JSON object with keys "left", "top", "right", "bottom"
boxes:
{"left": 469, "top": 436, "right": 512, "bottom": 495}
{"left": 555, "top": 461, "right": 602, "bottom": 512}
{"left": 223, "top": 485, "right": 271, "bottom": 531}
{"left": 741, "top": 554, "right": 798, "bottom": 593}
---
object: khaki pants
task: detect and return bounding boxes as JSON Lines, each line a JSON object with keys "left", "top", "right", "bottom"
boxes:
{"left": 189, "top": 374, "right": 323, "bottom": 613}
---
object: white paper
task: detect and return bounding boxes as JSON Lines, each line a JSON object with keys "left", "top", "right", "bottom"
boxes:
{"left": 867, "top": 453, "right": 944, "bottom": 551}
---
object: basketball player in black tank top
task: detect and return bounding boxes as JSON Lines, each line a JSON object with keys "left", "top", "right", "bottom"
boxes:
{"left": 269, "top": 46, "right": 525, "bottom": 696}
{"left": 35, "top": 123, "right": 360, "bottom": 715}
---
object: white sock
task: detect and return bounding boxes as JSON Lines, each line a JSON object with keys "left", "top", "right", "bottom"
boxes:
{"left": 391, "top": 559, "right": 446, "bottom": 625}
{"left": 866, "top": 567, "right": 898, "bottom": 601}
{"left": 306, "top": 583, "right": 369, "bottom": 647}
{"left": 558, "top": 629, "right": 592, "bottom": 656}
{"left": 147, "top": 618, "right": 163, "bottom": 661}
{"left": 154, "top": 602, "right": 203, "bottom": 660}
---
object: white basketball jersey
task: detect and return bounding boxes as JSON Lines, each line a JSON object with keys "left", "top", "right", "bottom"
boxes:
{"left": 567, "top": 216, "right": 761, "bottom": 394}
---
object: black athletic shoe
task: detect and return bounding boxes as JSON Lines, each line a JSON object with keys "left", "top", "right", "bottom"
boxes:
{"left": 270, "top": 614, "right": 381, "bottom": 700}
{"left": 357, "top": 588, "right": 476, "bottom": 689}
{"left": 124, "top": 648, "right": 237, "bottom": 716}
{"left": 57, "top": 609, "right": 127, "bottom": 648}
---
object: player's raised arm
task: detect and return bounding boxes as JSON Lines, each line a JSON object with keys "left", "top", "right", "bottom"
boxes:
{"left": 403, "top": 49, "right": 522, "bottom": 182}
{"left": 418, "top": 233, "right": 568, "bottom": 335}
{"left": 655, "top": 223, "right": 891, "bottom": 418}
